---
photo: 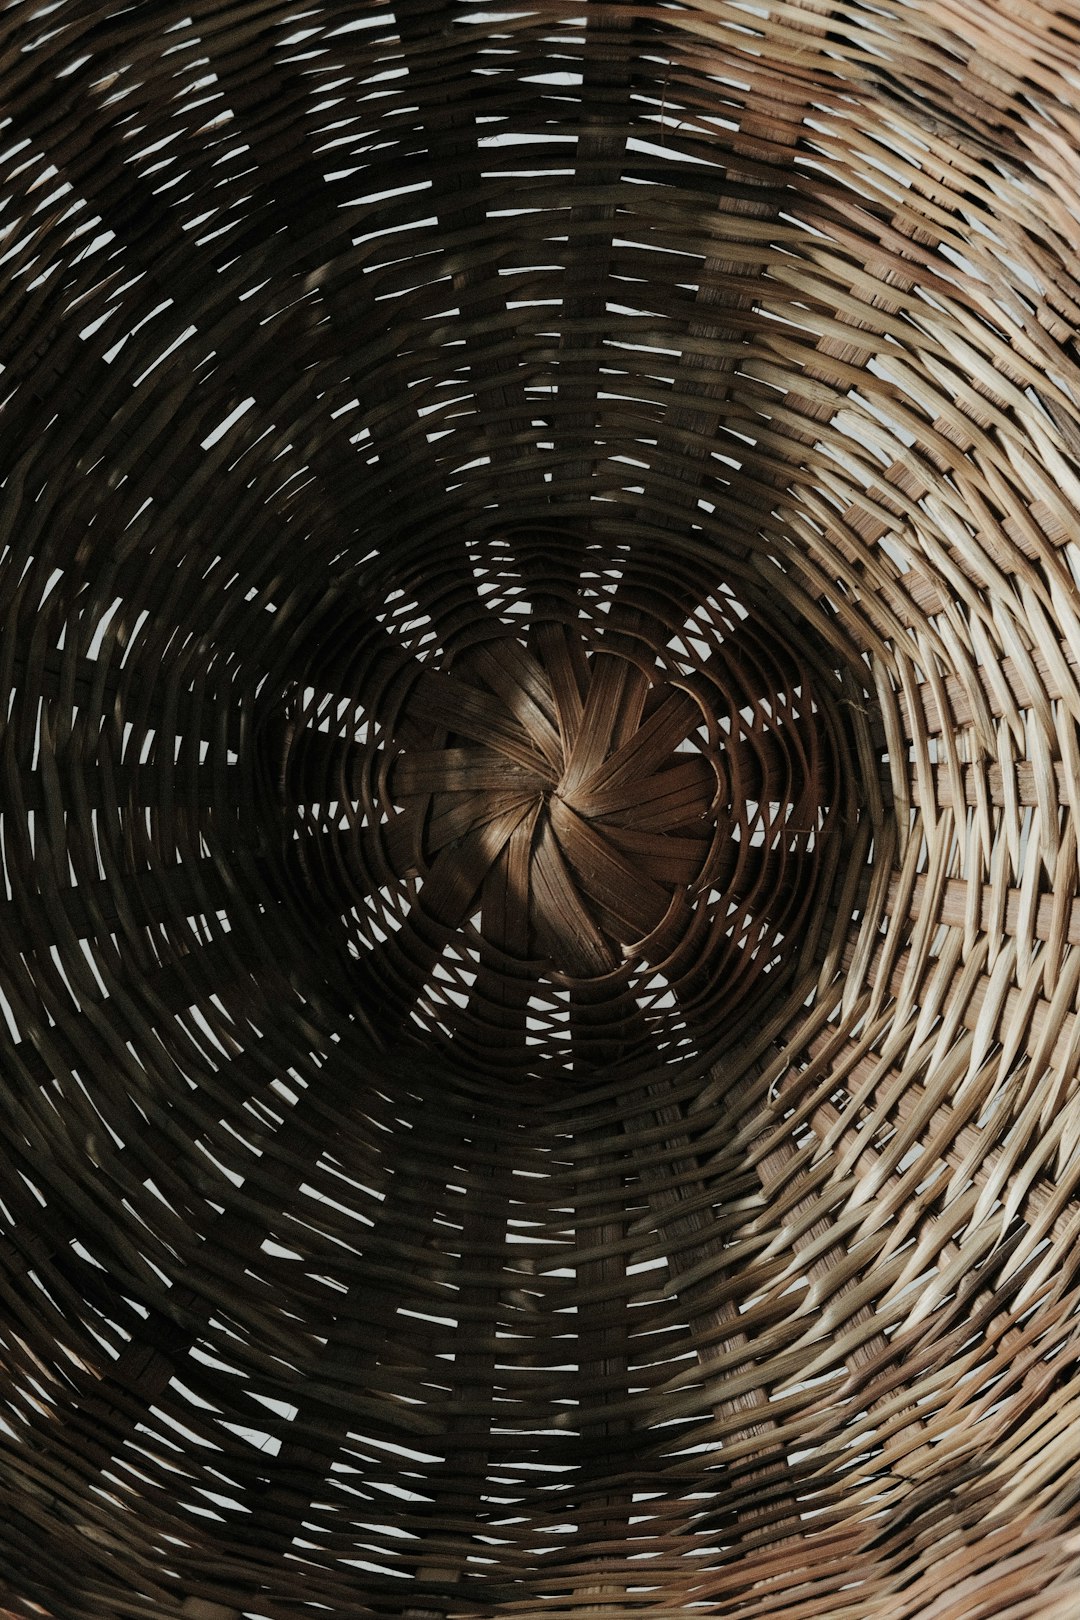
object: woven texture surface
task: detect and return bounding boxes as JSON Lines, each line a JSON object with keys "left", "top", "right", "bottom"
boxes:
{"left": 3, "top": 1, "right": 1080, "bottom": 1616}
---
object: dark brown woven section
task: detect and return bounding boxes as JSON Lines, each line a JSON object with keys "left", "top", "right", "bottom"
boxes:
{"left": 3, "top": 2, "right": 1080, "bottom": 1618}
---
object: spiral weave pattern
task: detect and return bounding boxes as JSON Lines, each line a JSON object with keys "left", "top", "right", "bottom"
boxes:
{"left": 4, "top": 3, "right": 1080, "bottom": 1619}
{"left": 276, "top": 552, "right": 850, "bottom": 1079}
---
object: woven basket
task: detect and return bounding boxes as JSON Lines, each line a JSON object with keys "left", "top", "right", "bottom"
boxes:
{"left": 4, "top": 1, "right": 1080, "bottom": 1616}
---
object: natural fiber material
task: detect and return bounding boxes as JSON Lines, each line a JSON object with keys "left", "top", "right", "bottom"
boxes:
{"left": 3, "top": 0, "right": 1080, "bottom": 1616}
{"left": 280, "top": 549, "right": 853, "bottom": 1079}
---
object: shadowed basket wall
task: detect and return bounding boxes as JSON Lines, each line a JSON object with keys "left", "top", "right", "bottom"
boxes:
{"left": 3, "top": 1, "right": 1080, "bottom": 1617}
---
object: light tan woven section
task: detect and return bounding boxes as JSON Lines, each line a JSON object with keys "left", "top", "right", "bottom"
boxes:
{"left": 1, "top": 1, "right": 1080, "bottom": 1617}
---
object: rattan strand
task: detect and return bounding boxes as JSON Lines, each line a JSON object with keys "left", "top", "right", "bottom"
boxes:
{"left": 3, "top": 1, "right": 1080, "bottom": 1616}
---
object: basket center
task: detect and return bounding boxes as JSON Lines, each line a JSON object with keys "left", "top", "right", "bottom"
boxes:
{"left": 391, "top": 629, "right": 719, "bottom": 975}
{"left": 275, "top": 584, "right": 853, "bottom": 1080}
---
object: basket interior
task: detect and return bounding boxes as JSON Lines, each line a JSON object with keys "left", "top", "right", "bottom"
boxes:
{"left": 3, "top": 2, "right": 1080, "bottom": 1617}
